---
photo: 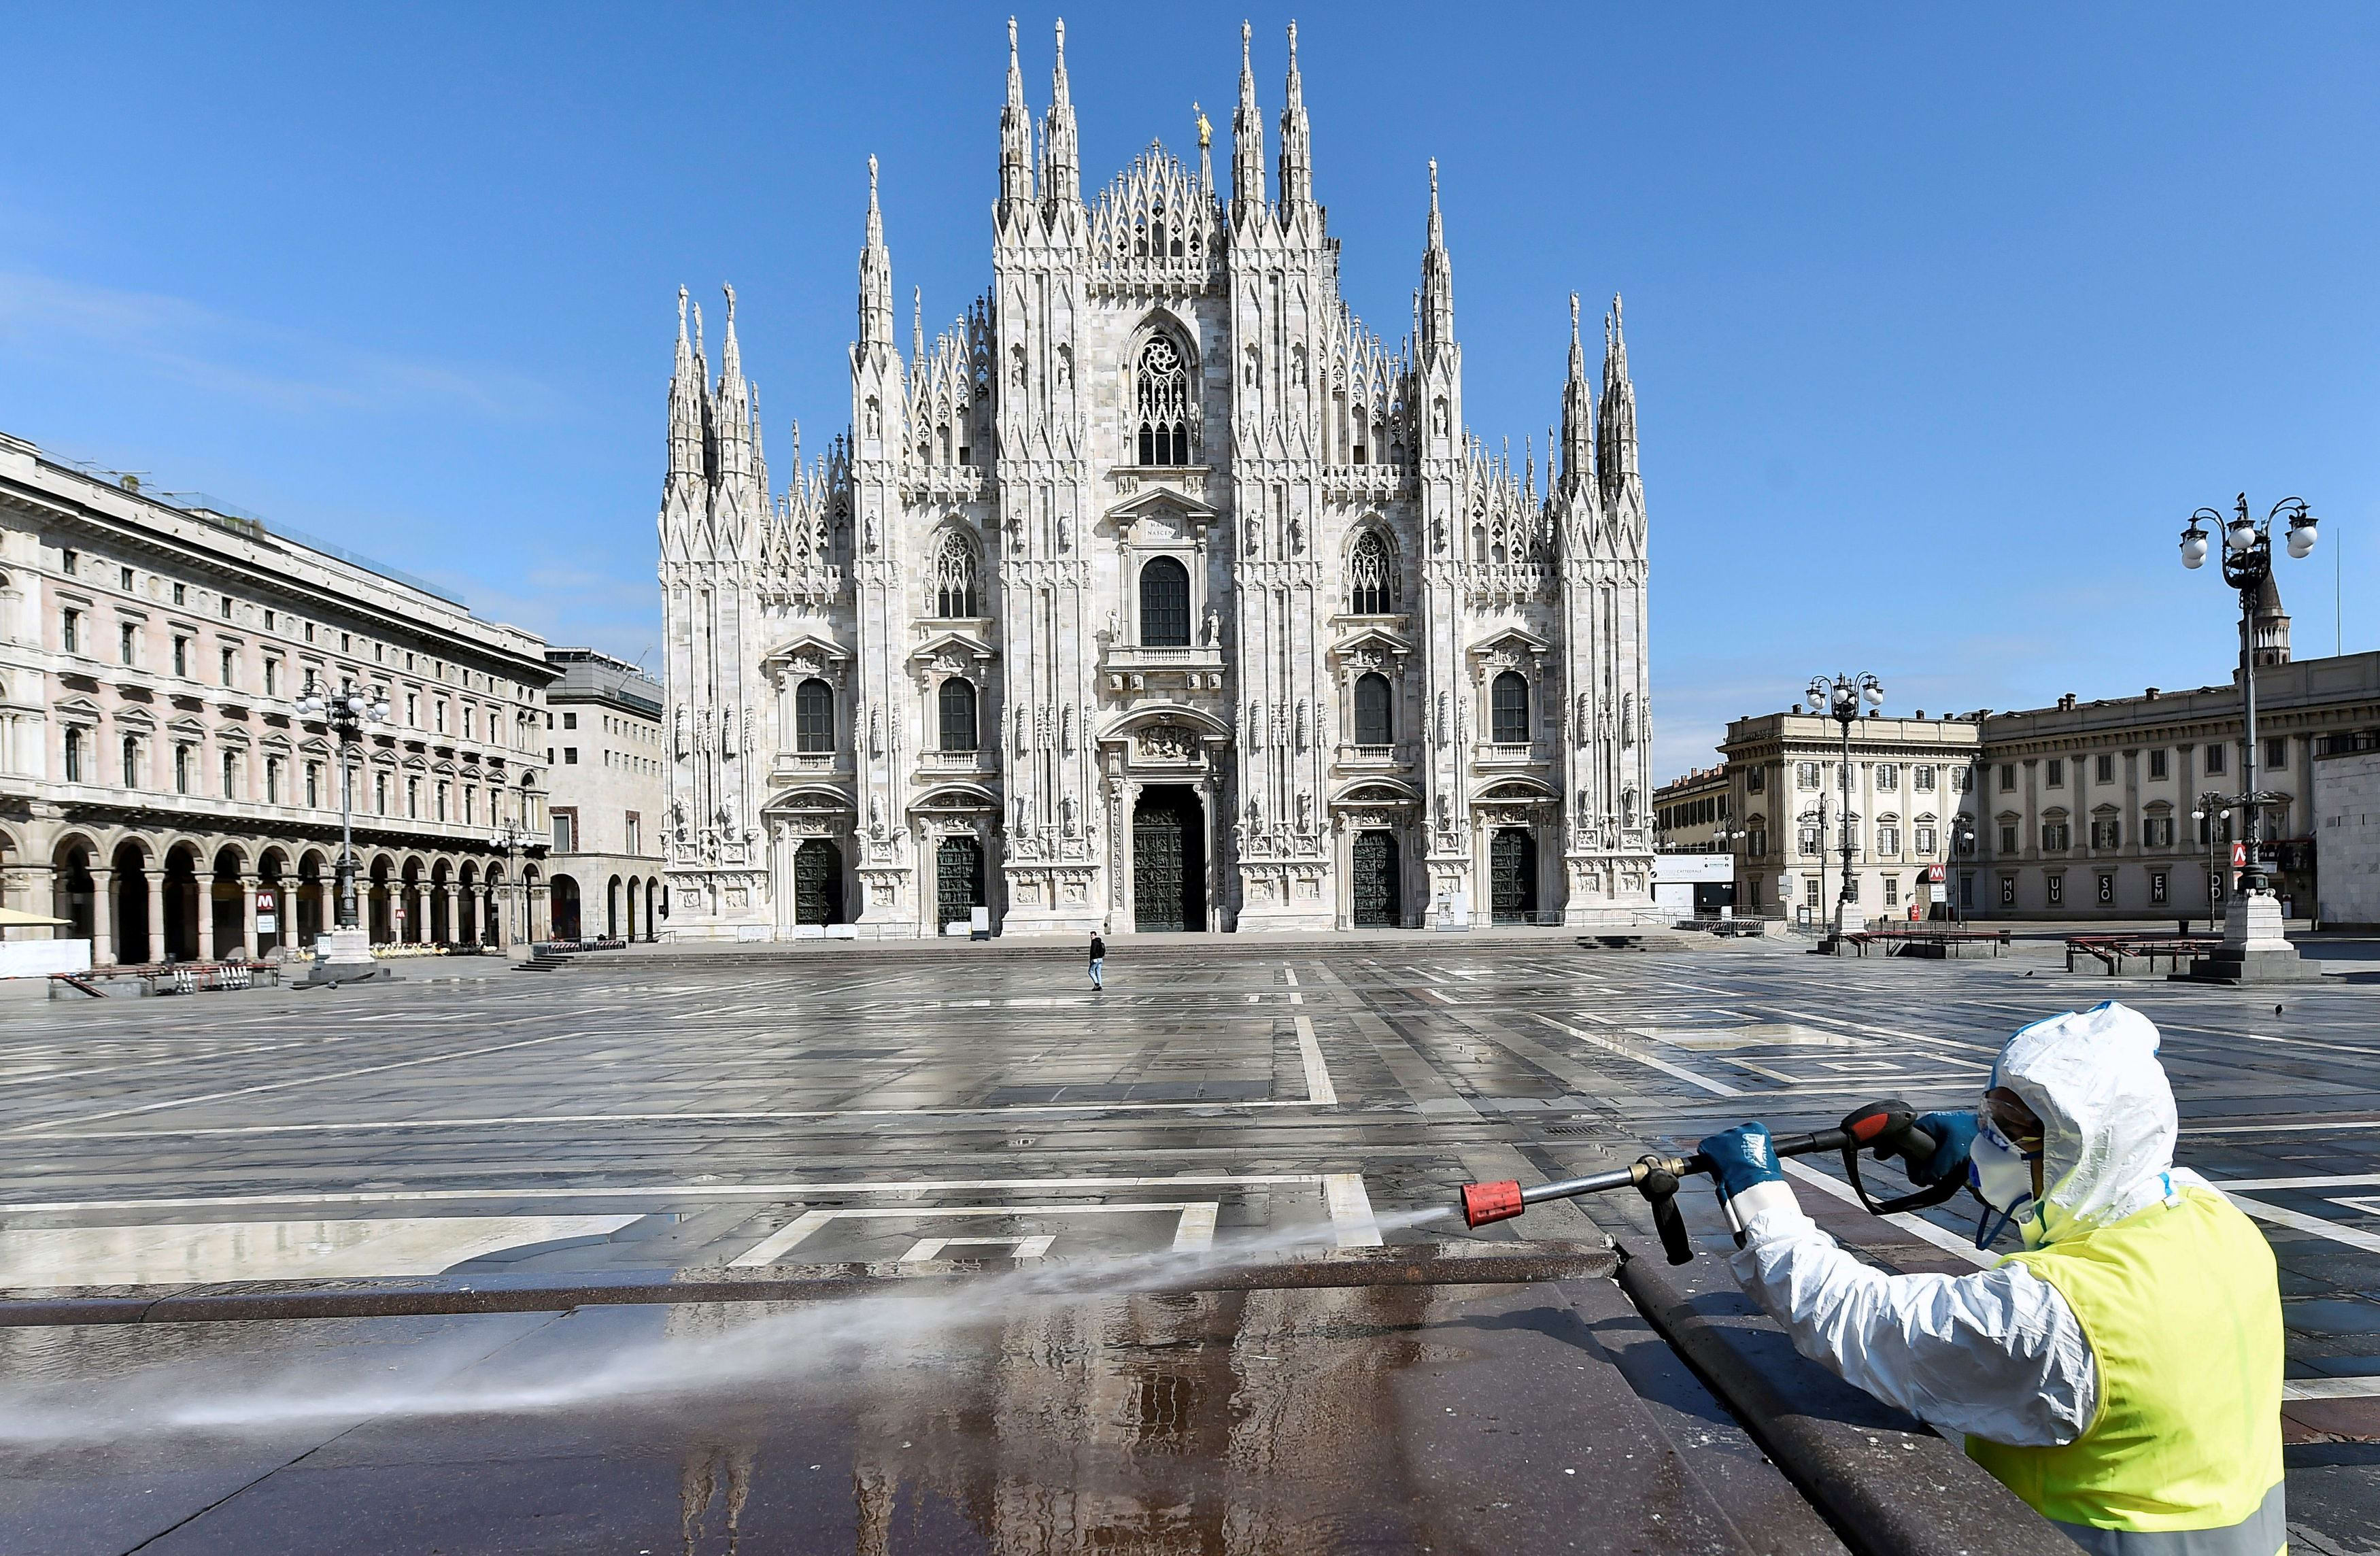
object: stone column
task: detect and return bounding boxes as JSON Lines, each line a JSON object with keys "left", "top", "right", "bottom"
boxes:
{"left": 145, "top": 873, "right": 165, "bottom": 964}
{"left": 437, "top": 883, "right": 456, "bottom": 945}
{"left": 196, "top": 873, "right": 216, "bottom": 962}
{"left": 1114, "top": 776, "right": 1141, "bottom": 932}
{"left": 1335, "top": 814, "right": 1357, "bottom": 930}
{"left": 237, "top": 873, "right": 260, "bottom": 960}
{"left": 88, "top": 865, "right": 114, "bottom": 966}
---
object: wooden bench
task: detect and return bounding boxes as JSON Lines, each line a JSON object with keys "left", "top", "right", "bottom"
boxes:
{"left": 1845, "top": 928, "right": 2012, "bottom": 960}
{"left": 2064, "top": 935, "right": 2221, "bottom": 975}
{"left": 48, "top": 960, "right": 284, "bottom": 999}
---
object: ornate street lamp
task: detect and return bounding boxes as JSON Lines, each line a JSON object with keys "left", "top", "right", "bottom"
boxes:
{"left": 2188, "top": 791, "right": 2232, "bottom": 933}
{"left": 294, "top": 673, "right": 388, "bottom": 984}
{"left": 293, "top": 673, "right": 388, "bottom": 932}
{"left": 494, "top": 819, "right": 534, "bottom": 947}
{"left": 1807, "top": 673, "right": 1883, "bottom": 949}
{"left": 2176, "top": 494, "right": 2320, "bottom": 980}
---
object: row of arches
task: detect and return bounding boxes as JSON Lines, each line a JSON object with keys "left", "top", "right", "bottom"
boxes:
{"left": 544, "top": 871, "right": 667, "bottom": 943}
{"left": 22, "top": 826, "right": 661, "bottom": 966}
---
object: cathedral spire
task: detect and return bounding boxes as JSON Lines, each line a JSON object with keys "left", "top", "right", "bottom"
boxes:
{"left": 1598, "top": 294, "right": 1639, "bottom": 498}
{"left": 1231, "top": 20, "right": 1265, "bottom": 217}
{"left": 1277, "top": 20, "right": 1312, "bottom": 212}
{"left": 858, "top": 156, "right": 894, "bottom": 354}
{"left": 998, "top": 16, "right": 1034, "bottom": 214}
{"left": 1419, "top": 158, "right": 1454, "bottom": 351}
{"left": 714, "top": 283, "right": 752, "bottom": 486}
{"left": 1040, "top": 19, "right": 1081, "bottom": 210}
{"left": 912, "top": 286, "right": 924, "bottom": 363}
{"left": 666, "top": 286, "right": 704, "bottom": 486}
{"left": 1560, "top": 291, "right": 1594, "bottom": 492}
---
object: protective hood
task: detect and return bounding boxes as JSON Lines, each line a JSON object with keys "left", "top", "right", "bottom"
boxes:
{"left": 1990, "top": 1000, "right": 2182, "bottom": 1245}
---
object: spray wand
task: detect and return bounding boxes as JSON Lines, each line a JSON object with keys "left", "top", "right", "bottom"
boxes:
{"left": 1458, "top": 1099, "right": 1963, "bottom": 1265}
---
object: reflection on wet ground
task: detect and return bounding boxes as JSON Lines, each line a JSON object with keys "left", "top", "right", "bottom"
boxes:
{"left": 0, "top": 1277, "right": 1809, "bottom": 1556}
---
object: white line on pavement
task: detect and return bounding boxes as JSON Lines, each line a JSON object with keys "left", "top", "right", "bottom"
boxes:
{"left": 2187, "top": 1119, "right": 2380, "bottom": 1134}
{"left": 730, "top": 1203, "right": 1223, "bottom": 1266}
{"left": 1780, "top": 1160, "right": 1994, "bottom": 1269}
{"left": 2220, "top": 1193, "right": 2380, "bottom": 1257}
{"left": 1537, "top": 1015, "right": 1743, "bottom": 1097}
{"left": 2205, "top": 1174, "right": 2380, "bottom": 1192}
{"left": 1323, "top": 1171, "right": 1384, "bottom": 1247}
{"left": 2, "top": 1172, "right": 1353, "bottom": 1216}
{"left": 1294, "top": 1015, "right": 1338, "bottom": 1105}
{"left": 2283, "top": 1376, "right": 2380, "bottom": 1401}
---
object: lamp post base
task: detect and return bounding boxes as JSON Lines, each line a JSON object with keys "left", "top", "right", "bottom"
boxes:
{"left": 2171, "top": 889, "right": 2322, "bottom": 984}
{"left": 302, "top": 926, "right": 394, "bottom": 987}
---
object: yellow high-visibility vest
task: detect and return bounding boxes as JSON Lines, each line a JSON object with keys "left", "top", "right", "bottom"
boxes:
{"left": 1969, "top": 1187, "right": 2285, "bottom": 1555}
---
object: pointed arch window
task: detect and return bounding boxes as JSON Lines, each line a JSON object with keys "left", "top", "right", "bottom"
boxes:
{"left": 938, "top": 678, "right": 979, "bottom": 753}
{"left": 1491, "top": 671, "right": 1530, "bottom": 745}
{"left": 1139, "top": 556, "right": 1191, "bottom": 647}
{"left": 1133, "top": 335, "right": 1191, "bottom": 467}
{"left": 1355, "top": 673, "right": 1393, "bottom": 747}
{"left": 1348, "top": 530, "right": 1396, "bottom": 614}
{"left": 931, "top": 528, "right": 979, "bottom": 618}
{"left": 794, "top": 679, "right": 834, "bottom": 754}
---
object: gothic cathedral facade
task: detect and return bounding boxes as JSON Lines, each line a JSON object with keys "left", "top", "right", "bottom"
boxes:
{"left": 659, "top": 22, "right": 1655, "bottom": 938}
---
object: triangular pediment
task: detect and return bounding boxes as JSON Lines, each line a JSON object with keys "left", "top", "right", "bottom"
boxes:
{"left": 1106, "top": 484, "right": 1219, "bottom": 539}
{"left": 761, "top": 631, "right": 851, "bottom": 675}
{"left": 1468, "top": 626, "right": 1552, "bottom": 663}
{"left": 908, "top": 628, "right": 997, "bottom": 669}
{"left": 1329, "top": 624, "right": 1413, "bottom": 664}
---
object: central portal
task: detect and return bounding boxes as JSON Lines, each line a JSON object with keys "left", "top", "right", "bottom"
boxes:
{"left": 1132, "top": 785, "right": 1206, "bottom": 932}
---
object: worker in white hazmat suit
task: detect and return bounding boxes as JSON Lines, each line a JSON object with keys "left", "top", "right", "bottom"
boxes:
{"left": 1697, "top": 1000, "right": 2285, "bottom": 1555}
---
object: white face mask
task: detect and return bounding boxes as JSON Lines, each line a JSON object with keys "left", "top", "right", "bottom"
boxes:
{"left": 1967, "top": 1115, "right": 2041, "bottom": 1247}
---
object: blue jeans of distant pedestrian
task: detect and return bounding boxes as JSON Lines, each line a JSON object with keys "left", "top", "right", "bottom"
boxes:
{"left": 1089, "top": 957, "right": 1104, "bottom": 989}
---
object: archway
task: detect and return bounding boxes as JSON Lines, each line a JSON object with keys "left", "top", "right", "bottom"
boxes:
{"left": 792, "top": 839, "right": 845, "bottom": 926}
{"left": 605, "top": 875, "right": 622, "bottom": 938}
{"left": 1132, "top": 786, "right": 1206, "bottom": 932}
{"left": 1489, "top": 828, "right": 1538, "bottom": 924}
{"left": 647, "top": 877, "right": 663, "bottom": 939}
{"left": 485, "top": 863, "right": 509, "bottom": 946}
{"left": 52, "top": 839, "right": 97, "bottom": 945}
{"left": 402, "top": 858, "right": 430, "bottom": 944}
{"left": 430, "top": 860, "right": 452, "bottom": 943}
{"left": 256, "top": 849, "right": 290, "bottom": 957}
{"left": 211, "top": 847, "right": 245, "bottom": 959}
{"left": 457, "top": 862, "right": 479, "bottom": 945}
{"left": 369, "top": 856, "right": 394, "bottom": 943}
{"left": 625, "top": 877, "right": 641, "bottom": 941}
{"left": 550, "top": 874, "right": 583, "bottom": 941}
{"left": 162, "top": 845, "right": 202, "bottom": 961}
{"left": 110, "top": 841, "right": 150, "bottom": 964}
{"left": 296, "top": 851, "right": 328, "bottom": 945}
{"left": 1352, "top": 831, "right": 1400, "bottom": 928}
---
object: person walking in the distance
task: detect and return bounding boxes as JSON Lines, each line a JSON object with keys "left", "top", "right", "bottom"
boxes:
{"left": 1087, "top": 931, "right": 1106, "bottom": 991}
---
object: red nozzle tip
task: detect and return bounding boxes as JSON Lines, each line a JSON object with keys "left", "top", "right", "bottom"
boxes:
{"left": 1461, "top": 1181, "right": 1525, "bottom": 1228}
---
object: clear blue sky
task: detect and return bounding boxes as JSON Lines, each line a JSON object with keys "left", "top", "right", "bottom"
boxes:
{"left": 5, "top": 3, "right": 2374, "bottom": 781}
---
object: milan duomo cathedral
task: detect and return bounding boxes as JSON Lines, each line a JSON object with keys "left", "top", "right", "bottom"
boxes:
{"left": 658, "top": 20, "right": 1655, "bottom": 938}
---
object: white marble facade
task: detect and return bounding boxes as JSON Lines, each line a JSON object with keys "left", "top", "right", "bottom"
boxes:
{"left": 659, "top": 21, "right": 1654, "bottom": 939}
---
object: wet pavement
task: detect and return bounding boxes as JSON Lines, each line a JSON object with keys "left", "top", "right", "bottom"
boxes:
{"left": 4, "top": 934, "right": 2379, "bottom": 1553}
{"left": 1, "top": 1276, "right": 1841, "bottom": 1555}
